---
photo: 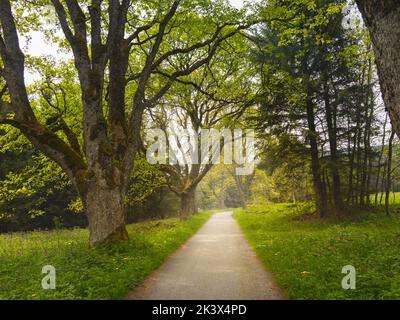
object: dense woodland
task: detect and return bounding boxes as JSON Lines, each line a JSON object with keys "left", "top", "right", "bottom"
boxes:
{"left": 1, "top": 0, "right": 400, "bottom": 248}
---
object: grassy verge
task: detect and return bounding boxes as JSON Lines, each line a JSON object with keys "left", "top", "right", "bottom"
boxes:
{"left": 235, "top": 203, "right": 400, "bottom": 299}
{"left": 0, "top": 210, "right": 214, "bottom": 299}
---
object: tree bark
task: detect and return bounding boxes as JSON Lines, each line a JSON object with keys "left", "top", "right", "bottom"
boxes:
{"left": 355, "top": 105, "right": 363, "bottom": 206}
{"left": 322, "top": 75, "right": 342, "bottom": 211}
{"left": 385, "top": 130, "right": 395, "bottom": 216}
{"left": 82, "top": 178, "right": 128, "bottom": 247}
{"left": 347, "top": 117, "right": 358, "bottom": 205}
{"left": 360, "top": 57, "right": 374, "bottom": 207}
{"left": 380, "top": 163, "right": 386, "bottom": 205}
{"left": 306, "top": 97, "right": 328, "bottom": 217}
{"left": 375, "top": 114, "right": 387, "bottom": 205}
{"left": 179, "top": 187, "right": 197, "bottom": 220}
{"left": 356, "top": 0, "right": 400, "bottom": 137}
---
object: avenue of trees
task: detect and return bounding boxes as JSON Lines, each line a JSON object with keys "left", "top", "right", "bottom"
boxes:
{"left": 1, "top": 0, "right": 400, "bottom": 246}
{"left": 0, "top": 0, "right": 255, "bottom": 246}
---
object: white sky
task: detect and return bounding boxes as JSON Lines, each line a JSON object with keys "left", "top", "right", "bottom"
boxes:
{"left": 229, "top": 0, "right": 244, "bottom": 8}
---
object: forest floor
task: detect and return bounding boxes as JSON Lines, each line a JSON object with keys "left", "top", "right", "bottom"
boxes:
{"left": 235, "top": 200, "right": 400, "bottom": 299}
{"left": 0, "top": 210, "right": 214, "bottom": 299}
{"left": 127, "top": 211, "right": 284, "bottom": 300}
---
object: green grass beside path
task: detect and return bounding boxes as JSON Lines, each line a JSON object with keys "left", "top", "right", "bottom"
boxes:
{"left": 0, "top": 210, "right": 214, "bottom": 299}
{"left": 235, "top": 203, "right": 400, "bottom": 299}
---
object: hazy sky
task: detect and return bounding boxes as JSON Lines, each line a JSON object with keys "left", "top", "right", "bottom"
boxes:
{"left": 229, "top": 0, "right": 244, "bottom": 8}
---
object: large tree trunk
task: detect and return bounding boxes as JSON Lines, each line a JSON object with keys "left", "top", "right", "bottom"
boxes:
{"left": 76, "top": 69, "right": 130, "bottom": 247}
{"left": 356, "top": 1, "right": 400, "bottom": 137}
{"left": 83, "top": 181, "right": 128, "bottom": 247}
{"left": 179, "top": 188, "right": 197, "bottom": 220}
{"left": 76, "top": 150, "right": 129, "bottom": 247}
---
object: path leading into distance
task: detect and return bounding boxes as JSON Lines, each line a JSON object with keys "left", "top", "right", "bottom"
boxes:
{"left": 127, "top": 211, "right": 284, "bottom": 300}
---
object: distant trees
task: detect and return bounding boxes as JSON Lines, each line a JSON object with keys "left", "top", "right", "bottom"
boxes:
{"left": 147, "top": 48, "right": 256, "bottom": 218}
{"left": 199, "top": 165, "right": 234, "bottom": 210}
{"left": 252, "top": 0, "right": 392, "bottom": 216}
{"left": 232, "top": 170, "right": 255, "bottom": 209}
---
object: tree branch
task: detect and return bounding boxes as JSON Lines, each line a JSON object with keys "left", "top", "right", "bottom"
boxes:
{"left": 51, "top": 0, "right": 76, "bottom": 47}
{"left": 133, "top": 0, "right": 180, "bottom": 107}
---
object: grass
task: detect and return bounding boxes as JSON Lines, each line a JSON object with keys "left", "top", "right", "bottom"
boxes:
{"left": 235, "top": 202, "right": 400, "bottom": 299}
{"left": 0, "top": 210, "right": 214, "bottom": 300}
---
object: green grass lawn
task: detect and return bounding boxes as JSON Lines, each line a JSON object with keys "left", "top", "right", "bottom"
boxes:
{"left": 0, "top": 211, "right": 213, "bottom": 299}
{"left": 235, "top": 202, "right": 400, "bottom": 299}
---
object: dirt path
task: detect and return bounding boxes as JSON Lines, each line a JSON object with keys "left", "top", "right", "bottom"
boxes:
{"left": 126, "top": 211, "right": 284, "bottom": 300}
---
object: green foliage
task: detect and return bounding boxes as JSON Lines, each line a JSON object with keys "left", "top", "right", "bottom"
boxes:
{"left": 198, "top": 165, "right": 235, "bottom": 209}
{"left": 0, "top": 210, "right": 214, "bottom": 299}
{"left": 0, "top": 128, "right": 83, "bottom": 231}
{"left": 236, "top": 202, "right": 400, "bottom": 299}
{"left": 126, "top": 157, "right": 167, "bottom": 205}
{"left": 250, "top": 0, "right": 381, "bottom": 210}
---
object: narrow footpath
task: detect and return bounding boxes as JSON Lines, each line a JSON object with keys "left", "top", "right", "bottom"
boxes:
{"left": 127, "top": 211, "right": 284, "bottom": 300}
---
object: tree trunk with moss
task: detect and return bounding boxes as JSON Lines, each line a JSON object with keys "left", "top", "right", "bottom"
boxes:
{"left": 179, "top": 188, "right": 197, "bottom": 220}
{"left": 84, "top": 185, "right": 128, "bottom": 246}
{"left": 77, "top": 161, "right": 129, "bottom": 246}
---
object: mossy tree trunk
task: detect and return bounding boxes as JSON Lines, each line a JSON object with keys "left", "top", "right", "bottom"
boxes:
{"left": 179, "top": 187, "right": 197, "bottom": 220}
{"left": 83, "top": 183, "right": 128, "bottom": 246}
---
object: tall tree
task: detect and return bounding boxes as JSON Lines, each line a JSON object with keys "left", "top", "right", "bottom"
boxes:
{"left": 0, "top": 0, "right": 251, "bottom": 246}
{"left": 385, "top": 129, "right": 395, "bottom": 216}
